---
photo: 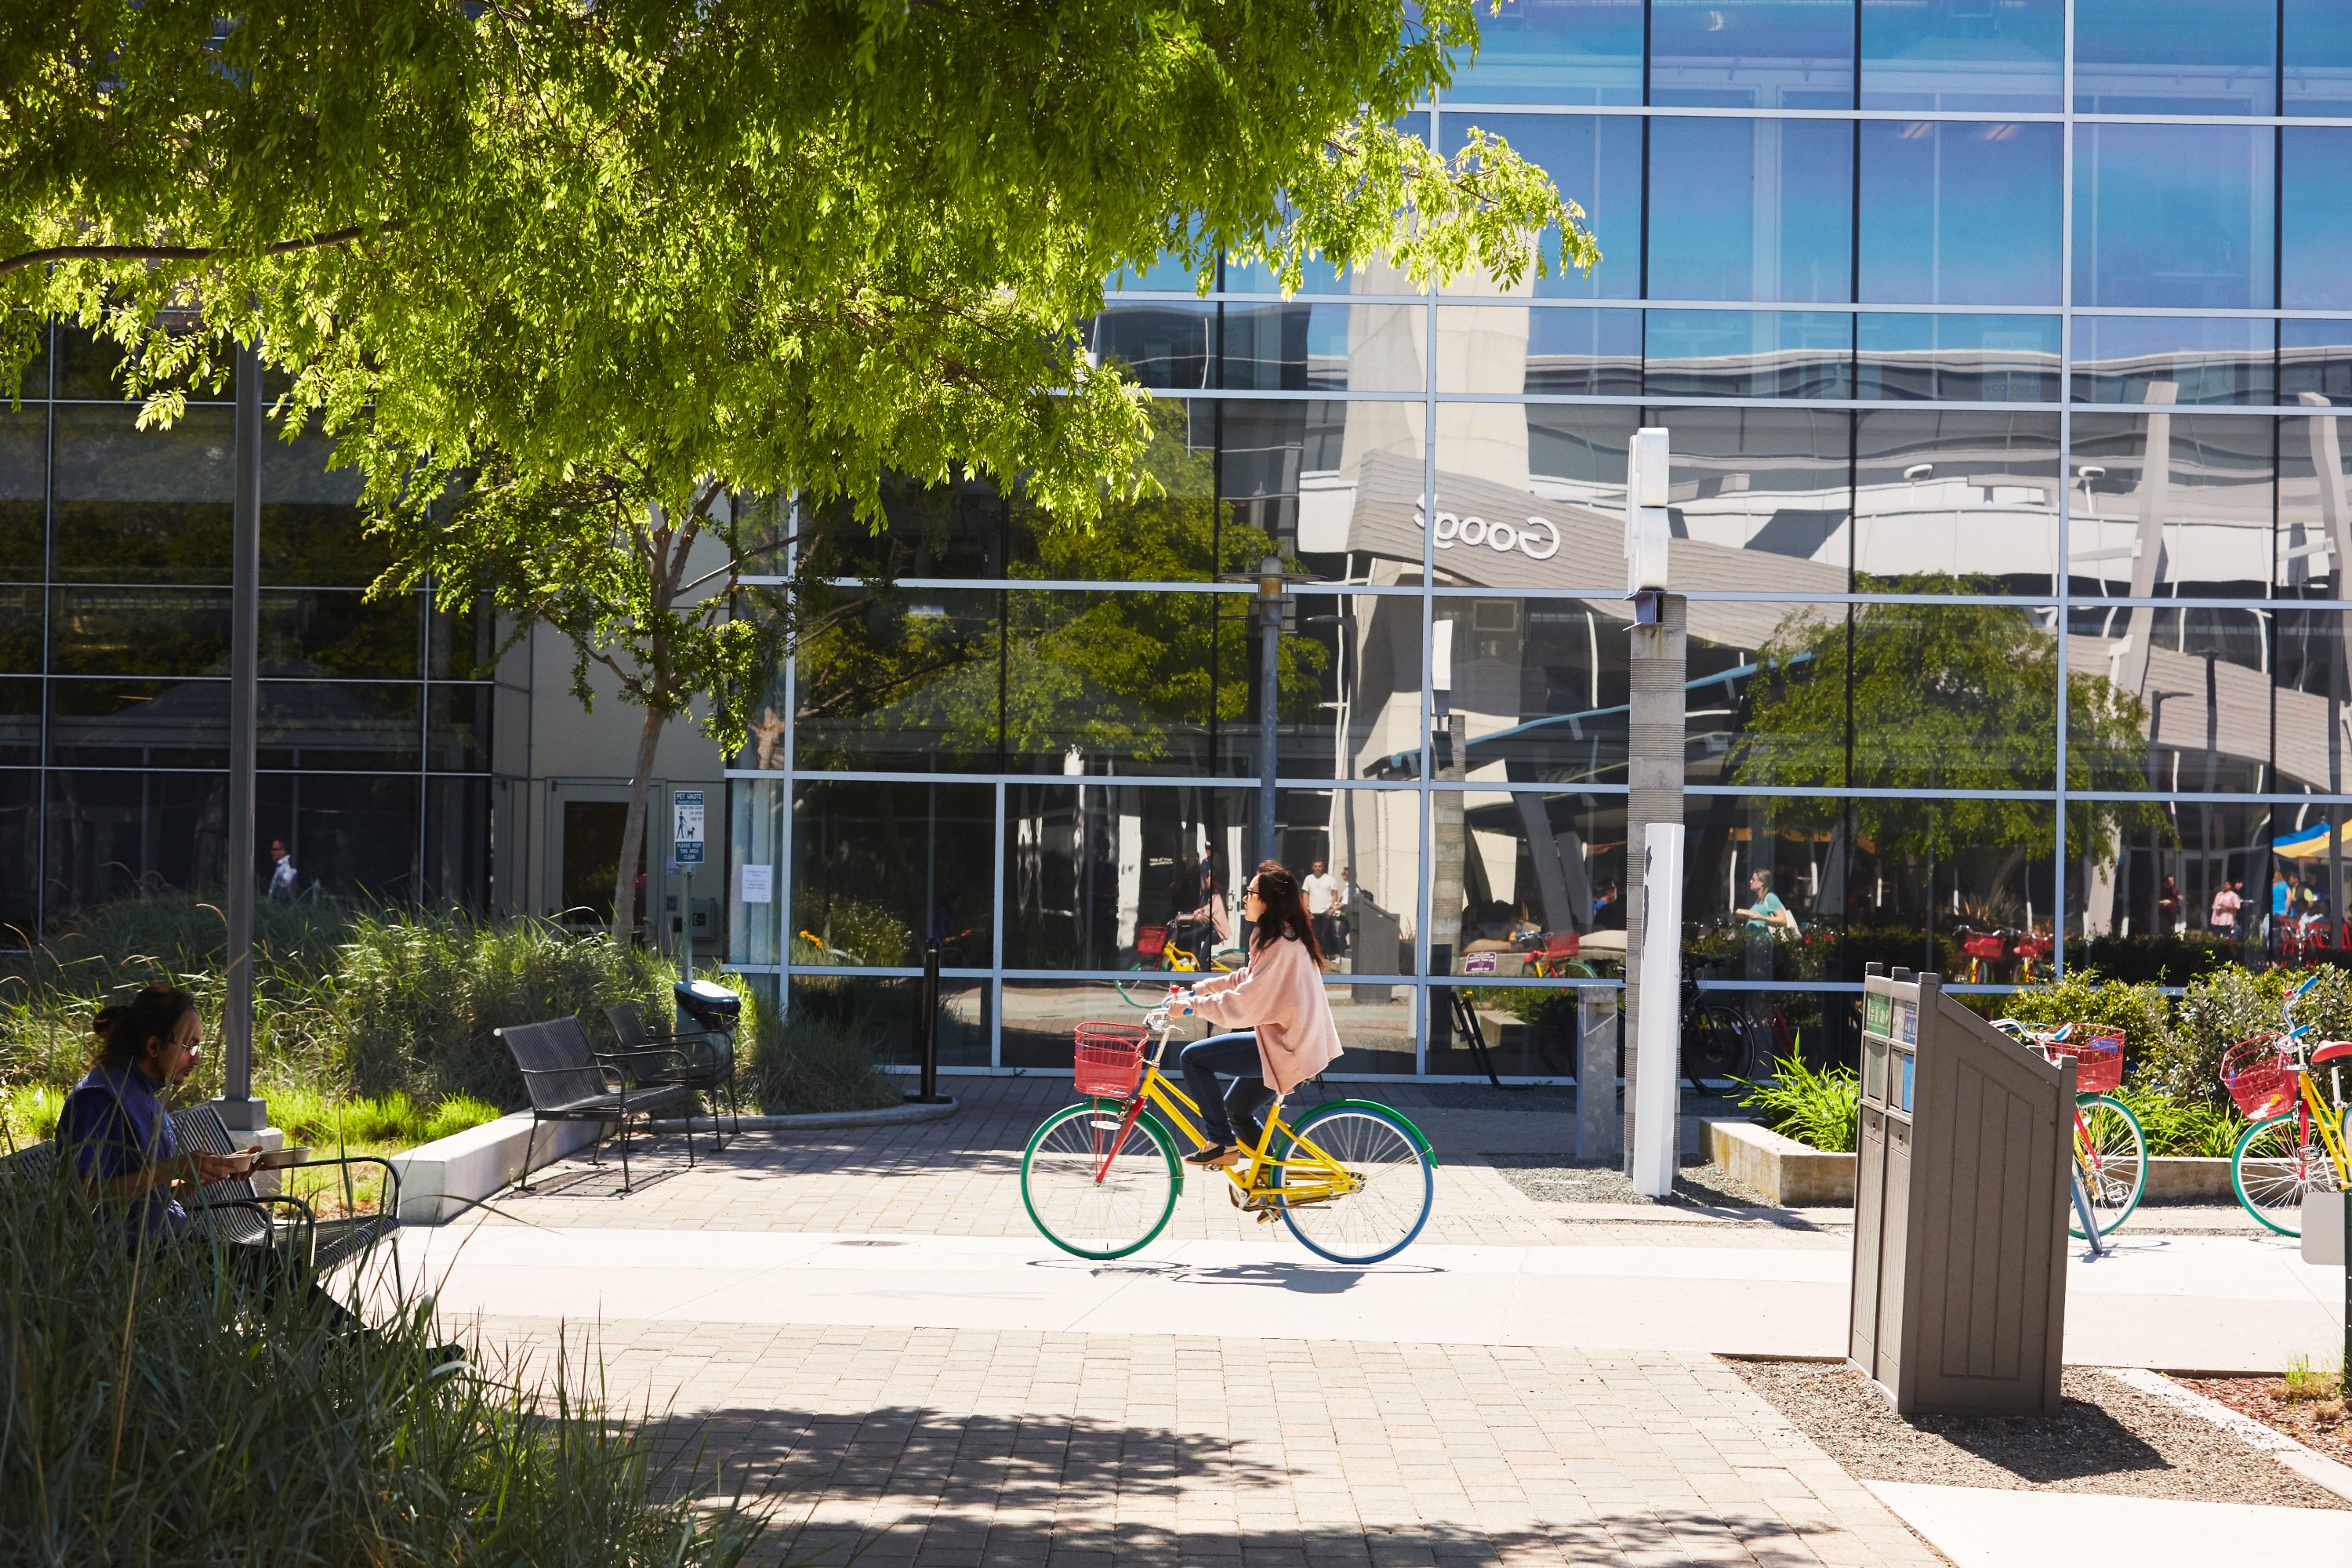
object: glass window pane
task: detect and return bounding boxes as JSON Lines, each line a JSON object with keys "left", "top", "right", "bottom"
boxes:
{"left": 2281, "top": 322, "right": 2352, "bottom": 408}
{"left": 1652, "top": 407, "right": 1854, "bottom": 584}
{"left": 2068, "top": 604, "right": 2270, "bottom": 794}
{"left": 2074, "top": 0, "right": 2276, "bottom": 115}
{"left": 258, "top": 681, "right": 420, "bottom": 771}
{"left": 2070, "top": 318, "right": 2275, "bottom": 408}
{"left": 1221, "top": 302, "right": 1427, "bottom": 393}
{"left": 1423, "top": 599, "right": 1631, "bottom": 787}
{"left": 1857, "top": 314, "right": 2061, "bottom": 402}
{"left": 1651, "top": 0, "right": 1856, "bottom": 109}
{"left": 2089, "top": 800, "right": 2269, "bottom": 957}
{"left": 0, "top": 408, "right": 42, "bottom": 583}
{"left": 1000, "top": 978, "right": 1416, "bottom": 1074}
{"left": 1001, "top": 589, "right": 1231, "bottom": 777}
{"left": 45, "top": 771, "right": 227, "bottom": 912}
{"left": 1425, "top": 404, "right": 1631, "bottom": 593}
{"left": 259, "top": 774, "right": 423, "bottom": 901}
{"left": 0, "top": 768, "right": 32, "bottom": 933}
{"left": 260, "top": 589, "right": 420, "bottom": 680}
{"left": 1646, "top": 118, "right": 1854, "bottom": 304}
{"left": 261, "top": 427, "right": 377, "bottom": 586}
{"left": 1086, "top": 303, "right": 1214, "bottom": 390}
{"left": 801, "top": 472, "right": 1010, "bottom": 580}
{"left": 1855, "top": 411, "right": 2060, "bottom": 594}
{"left": 792, "top": 779, "right": 996, "bottom": 966}
{"left": 2069, "top": 414, "right": 2274, "bottom": 601}
{"left": 1437, "top": 114, "right": 1642, "bottom": 299}
{"left": 1642, "top": 310, "right": 1853, "bottom": 399}
{"left": 2285, "top": 0, "right": 2352, "bottom": 114}
{"left": 1844, "top": 797, "right": 2059, "bottom": 973}
{"left": 2281, "top": 414, "right": 2352, "bottom": 595}
{"left": 52, "top": 403, "right": 234, "bottom": 584}
{"left": 1432, "top": 790, "right": 1627, "bottom": 977}
{"left": 1436, "top": 306, "right": 1642, "bottom": 395}
{"left": 0, "top": 585, "right": 39, "bottom": 676}
{"left": 423, "top": 777, "right": 489, "bottom": 906}
{"left": 1442, "top": 0, "right": 1645, "bottom": 106}
{"left": 1858, "top": 121, "right": 2061, "bottom": 306}
{"left": 427, "top": 684, "right": 492, "bottom": 773}
{"left": 1680, "top": 795, "right": 1847, "bottom": 974}
{"left": 2274, "top": 610, "right": 2350, "bottom": 801}
{"left": 791, "top": 587, "right": 1002, "bottom": 771}
{"left": 1227, "top": 118, "right": 1428, "bottom": 296}
{"left": 1859, "top": 0, "right": 2063, "bottom": 113}
{"left": 2282, "top": 129, "right": 2352, "bottom": 311}
{"left": 789, "top": 975, "right": 992, "bottom": 1069}
{"left": 1695, "top": 601, "right": 1852, "bottom": 785}
{"left": 0, "top": 680, "right": 38, "bottom": 766}
{"left": 47, "top": 679, "right": 227, "bottom": 768}
{"left": 48, "top": 586, "right": 229, "bottom": 677}
{"left": 2074, "top": 125, "right": 2274, "bottom": 310}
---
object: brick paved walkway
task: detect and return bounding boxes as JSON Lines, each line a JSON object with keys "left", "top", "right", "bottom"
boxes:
{"left": 477, "top": 1319, "right": 1937, "bottom": 1566}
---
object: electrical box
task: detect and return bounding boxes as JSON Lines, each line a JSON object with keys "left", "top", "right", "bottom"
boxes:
{"left": 1850, "top": 964, "right": 2073, "bottom": 1416}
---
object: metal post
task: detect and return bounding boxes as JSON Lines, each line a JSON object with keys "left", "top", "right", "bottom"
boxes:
{"left": 1256, "top": 555, "right": 1283, "bottom": 866}
{"left": 907, "top": 937, "right": 947, "bottom": 1103}
{"left": 1621, "top": 427, "right": 1678, "bottom": 1172}
{"left": 217, "top": 341, "right": 264, "bottom": 1133}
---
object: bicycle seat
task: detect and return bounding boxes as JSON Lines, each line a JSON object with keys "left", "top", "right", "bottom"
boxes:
{"left": 2312, "top": 1040, "right": 2352, "bottom": 1065}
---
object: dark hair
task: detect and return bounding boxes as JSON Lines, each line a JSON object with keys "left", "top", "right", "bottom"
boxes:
{"left": 1247, "top": 860, "right": 1323, "bottom": 965}
{"left": 93, "top": 984, "right": 198, "bottom": 1071}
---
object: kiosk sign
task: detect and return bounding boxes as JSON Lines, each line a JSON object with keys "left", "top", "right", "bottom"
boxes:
{"left": 673, "top": 789, "right": 705, "bottom": 866}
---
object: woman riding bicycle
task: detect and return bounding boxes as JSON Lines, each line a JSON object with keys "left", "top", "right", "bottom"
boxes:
{"left": 1171, "top": 861, "right": 1344, "bottom": 1170}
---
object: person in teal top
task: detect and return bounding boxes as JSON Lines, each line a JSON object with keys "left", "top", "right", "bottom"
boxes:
{"left": 1733, "top": 868, "right": 1793, "bottom": 931}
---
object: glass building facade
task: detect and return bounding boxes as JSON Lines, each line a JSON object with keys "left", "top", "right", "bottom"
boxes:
{"left": 0, "top": 328, "right": 499, "bottom": 930}
{"left": 724, "top": 0, "right": 2352, "bottom": 1077}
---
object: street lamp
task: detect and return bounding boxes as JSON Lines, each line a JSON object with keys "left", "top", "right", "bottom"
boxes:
{"left": 1221, "top": 554, "right": 1320, "bottom": 867}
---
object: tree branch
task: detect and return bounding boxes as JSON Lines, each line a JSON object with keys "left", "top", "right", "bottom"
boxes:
{"left": 0, "top": 224, "right": 387, "bottom": 281}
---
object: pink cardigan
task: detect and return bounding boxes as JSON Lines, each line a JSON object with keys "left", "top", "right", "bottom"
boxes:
{"left": 1189, "top": 931, "right": 1343, "bottom": 1094}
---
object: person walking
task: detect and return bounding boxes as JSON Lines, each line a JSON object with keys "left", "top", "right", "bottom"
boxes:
{"left": 1301, "top": 858, "right": 1341, "bottom": 964}
{"left": 267, "top": 838, "right": 298, "bottom": 902}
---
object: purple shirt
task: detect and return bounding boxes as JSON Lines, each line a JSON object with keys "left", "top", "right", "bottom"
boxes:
{"left": 58, "top": 1062, "right": 187, "bottom": 1242}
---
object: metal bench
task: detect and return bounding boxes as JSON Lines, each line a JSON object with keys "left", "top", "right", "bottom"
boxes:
{"left": 497, "top": 1016, "right": 696, "bottom": 1192}
{"left": 171, "top": 1102, "right": 401, "bottom": 1276}
{"left": 606, "top": 1000, "right": 742, "bottom": 1145}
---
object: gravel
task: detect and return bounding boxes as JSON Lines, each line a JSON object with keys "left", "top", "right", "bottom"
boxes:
{"left": 2177, "top": 1376, "right": 2352, "bottom": 1466}
{"left": 1730, "top": 1357, "right": 2349, "bottom": 1509}
{"left": 1486, "top": 1155, "right": 1786, "bottom": 1210}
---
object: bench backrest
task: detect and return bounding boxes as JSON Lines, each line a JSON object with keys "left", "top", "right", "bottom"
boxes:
{"left": 497, "top": 1017, "right": 609, "bottom": 1109}
{"left": 172, "top": 1102, "right": 273, "bottom": 1248}
{"left": 0, "top": 1138, "right": 60, "bottom": 1189}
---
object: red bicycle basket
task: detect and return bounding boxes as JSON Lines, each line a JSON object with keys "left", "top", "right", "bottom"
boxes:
{"left": 2222, "top": 1035, "right": 2297, "bottom": 1120}
{"left": 2045, "top": 1026, "right": 2125, "bottom": 1094}
{"left": 1134, "top": 925, "right": 1169, "bottom": 959}
{"left": 1962, "top": 931, "right": 2007, "bottom": 960}
{"left": 1073, "top": 1021, "right": 1148, "bottom": 1098}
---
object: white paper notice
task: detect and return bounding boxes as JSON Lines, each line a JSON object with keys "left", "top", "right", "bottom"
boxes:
{"left": 740, "top": 864, "right": 773, "bottom": 904}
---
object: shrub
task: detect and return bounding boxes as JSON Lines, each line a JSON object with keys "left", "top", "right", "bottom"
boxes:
{"left": 0, "top": 1174, "right": 760, "bottom": 1565}
{"left": 1736, "top": 1051, "right": 1861, "bottom": 1153}
{"left": 747, "top": 1011, "right": 903, "bottom": 1115}
{"left": 2153, "top": 964, "right": 2352, "bottom": 1111}
{"left": 2110, "top": 1083, "right": 2247, "bottom": 1158}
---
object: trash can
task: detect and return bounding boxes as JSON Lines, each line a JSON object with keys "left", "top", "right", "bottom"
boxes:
{"left": 674, "top": 978, "right": 742, "bottom": 1056}
{"left": 1849, "top": 964, "right": 2073, "bottom": 1416}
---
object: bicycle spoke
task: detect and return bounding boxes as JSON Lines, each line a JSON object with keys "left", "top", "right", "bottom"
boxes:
{"left": 2069, "top": 1096, "right": 2146, "bottom": 1237}
{"left": 1022, "top": 1104, "right": 1178, "bottom": 1258}
{"left": 1276, "top": 1106, "right": 1433, "bottom": 1265}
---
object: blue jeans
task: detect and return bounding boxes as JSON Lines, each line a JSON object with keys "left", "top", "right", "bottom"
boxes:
{"left": 1178, "top": 1032, "right": 1276, "bottom": 1149}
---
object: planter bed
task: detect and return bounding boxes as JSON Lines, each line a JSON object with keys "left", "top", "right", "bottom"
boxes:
{"left": 1705, "top": 1120, "right": 2240, "bottom": 1207}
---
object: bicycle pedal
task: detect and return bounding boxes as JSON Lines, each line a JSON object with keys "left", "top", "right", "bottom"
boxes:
{"left": 1255, "top": 1207, "right": 1277, "bottom": 1224}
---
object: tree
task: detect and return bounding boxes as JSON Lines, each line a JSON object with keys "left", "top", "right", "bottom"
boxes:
{"left": 2, "top": 0, "right": 1591, "bottom": 942}
{"left": 1730, "top": 581, "right": 2171, "bottom": 891}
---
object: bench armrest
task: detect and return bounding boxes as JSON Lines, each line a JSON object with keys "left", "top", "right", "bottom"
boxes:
{"left": 278, "top": 1153, "right": 403, "bottom": 1228}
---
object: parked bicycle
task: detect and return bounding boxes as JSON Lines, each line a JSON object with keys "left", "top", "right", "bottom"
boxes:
{"left": 1991, "top": 1018, "right": 2146, "bottom": 1237}
{"left": 1115, "top": 921, "right": 1241, "bottom": 1006}
{"left": 1020, "top": 1007, "right": 1438, "bottom": 1263}
{"left": 2220, "top": 971, "right": 2352, "bottom": 1236}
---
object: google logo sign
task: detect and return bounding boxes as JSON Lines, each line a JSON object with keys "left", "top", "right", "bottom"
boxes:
{"left": 1411, "top": 507, "right": 1563, "bottom": 561}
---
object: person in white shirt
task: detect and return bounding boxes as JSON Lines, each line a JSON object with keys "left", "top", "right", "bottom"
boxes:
{"left": 1301, "top": 859, "right": 1340, "bottom": 958}
{"left": 267, "top": 839, "right": 298, "bottom": 903}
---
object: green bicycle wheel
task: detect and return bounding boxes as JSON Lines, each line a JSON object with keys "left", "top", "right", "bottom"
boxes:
{"left": 1020, "top": 1102, "right": 1181, "bottom": 1258}
{"left": 2231, "top": 1111, "right": 2343, "bottom": 1237}
{"left": 1115, "top": 960, "right": 1174, "bottom": 1007}
{"left": 2068, "top": 1094, "right": 2146, "bottom": 1238}
{"left": 1271, "top": 1102, "right": 1434, "bottom": 1265}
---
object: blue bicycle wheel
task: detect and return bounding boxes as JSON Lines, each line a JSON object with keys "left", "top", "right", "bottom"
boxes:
{"left": 1272, "top": 1102, "right": 1434, "bottom": 1264}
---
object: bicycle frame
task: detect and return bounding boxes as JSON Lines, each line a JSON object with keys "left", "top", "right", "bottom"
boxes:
{"left": 1091, "top": 1018, "right": 1358, "bottom": 1206}
{"left": 2285, "top": 1062, "right": 2352, "bottom": 1183}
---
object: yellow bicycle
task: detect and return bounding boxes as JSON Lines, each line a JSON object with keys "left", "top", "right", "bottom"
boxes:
{"left": 1019, "top": 1007, "right": 1436, "bottom": 1263}
{"left": 1116, "top": 922, "right": 1240, "bottom": 1007}
{"left": 2223, "top": 973, "right": 2352, "bottom": 1236}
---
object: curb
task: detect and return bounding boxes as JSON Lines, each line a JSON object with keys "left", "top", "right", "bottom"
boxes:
{"left": 646, "top": 1098, "right": 959, "bottom": 1134}
{"left": 2105, "top": 1365, "right": 2352, "bottom": 1505}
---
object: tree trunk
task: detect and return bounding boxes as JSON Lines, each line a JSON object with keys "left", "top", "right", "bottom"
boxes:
{"left": 611, "top": 703, "right": 668, "bottom": 946}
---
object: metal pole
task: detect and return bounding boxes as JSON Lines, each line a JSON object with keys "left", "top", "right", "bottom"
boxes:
{"left": 908, "top": 937, "right": 946, "bottom": 1103}
{"left": 1256, "top": 556, "right": 1282, "bottom": 868}
{"left": 218, "top": 341, "right": 263, "bottom": 1133}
